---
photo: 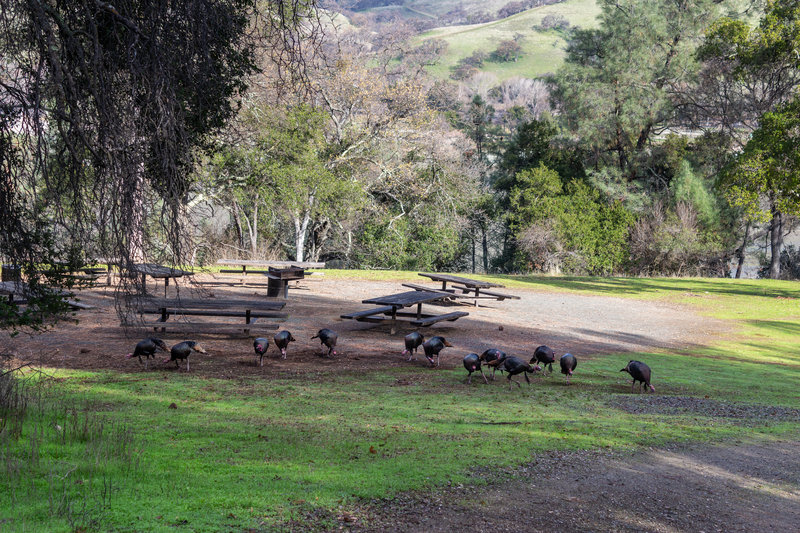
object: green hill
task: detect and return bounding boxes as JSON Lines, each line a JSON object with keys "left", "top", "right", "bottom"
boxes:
{"left": 417, "top": 0, "right": 601, "bottom": 81}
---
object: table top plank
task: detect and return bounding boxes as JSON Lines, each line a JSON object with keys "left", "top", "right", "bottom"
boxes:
{"left": 362, "top": 290, "right": 450, "bottom": 307}
{"left": 418, "top": 272, "right": 503, "bottom": 289}
{"left": 217, "top": 259, "right": 325, "bottom": 269}
{"left": 131, "top": 263, "right": 194, "bottom": 278}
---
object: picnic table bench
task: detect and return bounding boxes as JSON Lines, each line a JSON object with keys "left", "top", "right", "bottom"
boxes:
{"left": 130, "top": 297, "right": 287, "bottom": 336}
{"left": 341, "top": 290, "right": 468, "bottom": 334}
{"left": 415, "top": 273, "right": 520, "bottom": 306}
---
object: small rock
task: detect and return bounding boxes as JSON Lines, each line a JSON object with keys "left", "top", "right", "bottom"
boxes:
{"left": 168, "top": 402, "right": 177, "bottom": 409}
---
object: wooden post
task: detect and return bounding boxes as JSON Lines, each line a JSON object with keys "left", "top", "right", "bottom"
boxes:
{"left": 474, "top": 288, "right": 480, "bottom": 307}
{"left": 164, "top": 277, "right": 169, "bottom": 298}
{"left": 416, "top": 302, "right": 422, "bottom": 319}
{"left": 390, "top": 306, "right": 397, "bottom": 335}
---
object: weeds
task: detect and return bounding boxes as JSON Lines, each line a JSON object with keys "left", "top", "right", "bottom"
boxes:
{"left": 0, "top": 363, "right": 142, "bottom": 531}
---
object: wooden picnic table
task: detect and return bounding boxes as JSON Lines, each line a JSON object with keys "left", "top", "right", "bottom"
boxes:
{"left": 0, "top": 281, "right": 94, "bottom": 309}
{"left": 416, "top": 273, "right": 519, "bottom": 306}
{"left": 341, "top": 290, "right": 468, "bottom": 334}
{"left": 130, "top": 263, "right": 194, "bottom": 297}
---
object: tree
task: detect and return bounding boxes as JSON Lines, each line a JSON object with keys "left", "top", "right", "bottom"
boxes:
{"left": 721, "top": 98, "right": 800, "bottom": 278}
{"left": 0, "top": 0, "right": 321, "bottom": 329}
{"left": 551, "top": 0, "right": 719, "bottom": 178}
{"left": 492, "top": 40, "right": 523, "bottom": 62}
{"left": 693, "top": 0, "right": 800, "bottom": 276}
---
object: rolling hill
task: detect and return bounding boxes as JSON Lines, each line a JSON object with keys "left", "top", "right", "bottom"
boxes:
{"left": 417, "top": 0, "right": 601, "bottom": 81}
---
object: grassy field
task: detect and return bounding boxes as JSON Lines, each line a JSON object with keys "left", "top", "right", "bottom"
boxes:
{"left": 418, "top": 0, "right": 601, "bottom": 81}
{"left": 2, "top": 275, "right": 800, "bottom": 531}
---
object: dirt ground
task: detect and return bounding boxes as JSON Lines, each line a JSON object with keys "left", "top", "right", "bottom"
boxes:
{"left": 354, "top": 439, "right": 800, "bottom": 532}
{"left": 5, "top": 275, "right": 797, "bottom": 532}
{"left": 1, "top": 274, "right": 729, "bottom": 374}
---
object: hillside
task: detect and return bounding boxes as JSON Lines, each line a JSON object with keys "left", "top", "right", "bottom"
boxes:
{"left": 418, "top": 0, "right": 600, "bottom": 81}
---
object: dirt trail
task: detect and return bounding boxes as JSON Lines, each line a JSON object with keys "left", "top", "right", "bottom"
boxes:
{"left": 356, "top": 439, "right": 800, "bottom": 532}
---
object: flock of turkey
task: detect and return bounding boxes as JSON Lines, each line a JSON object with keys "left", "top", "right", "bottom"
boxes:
{"left": 126, "top": 328, "right": 656, "bottom": 393}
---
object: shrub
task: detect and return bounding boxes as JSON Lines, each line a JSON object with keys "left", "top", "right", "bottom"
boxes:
{"left": 539, "top": 14, "right": 570, "bottom": 31}
{"left": 491, "top": 40, "right": 524, "bottom": 62}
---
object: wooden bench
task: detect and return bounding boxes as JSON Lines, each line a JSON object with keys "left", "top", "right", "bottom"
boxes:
{"left": 134, "top": 299, "right": 287, "bottom": 336}
{"left": 401, "top": 283, "right": 456, "bottom": 294}
{"left": 135, "top": 319, "right": 279, "bottom": 335}
{"left": 451, "top": 285, "right": 520, "bottom": 300}
{"left": 340, "top": 306, "right": 397, "bottom": 320}
{"left": 410, "top": 311, "right": 469, "bottom": 327}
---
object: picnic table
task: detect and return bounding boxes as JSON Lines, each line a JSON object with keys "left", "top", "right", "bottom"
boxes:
{"left": 0, "top": 281, "right": 94, "bottom": 309}
{"left": 216, "top": 259, "right": 325, "bottom": 272}
{"left": 341, "top": 290, "right": 468, "bottom": 334}
{"left": 413, "top": 273, "right": 520, "bottom": 306}
{"left": 131, "top": 297, "right": 287, "bottom": 336}
{"left": 130, "top": 263, "right": 194, "bottom": 297}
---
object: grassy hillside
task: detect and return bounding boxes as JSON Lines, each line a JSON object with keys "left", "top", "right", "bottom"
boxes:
{"left": 418, "top": 0, "right": 601, "bottom": 81}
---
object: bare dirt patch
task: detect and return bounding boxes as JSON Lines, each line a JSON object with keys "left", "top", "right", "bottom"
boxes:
{"left": 0, "top": 275, "right": 729, "bottom": 376}
{"left": 353, "top": 439, "right": 800, "bottom": 532}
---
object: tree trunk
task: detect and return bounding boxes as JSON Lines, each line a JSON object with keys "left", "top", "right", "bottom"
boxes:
{"left": 231, "top": 199, "right": 244, "bottom": 254}
{"left": 735, "top": 221, "right": 750, "bottom": 279}
{"left": 294, "top": 211, "right": 311, "bottom": 263}
{"left": 769, "top": 208, "right": 783, "bottom": 279}
{"left": 471, "top": 233, "right": 476, "bottom": 274}
{"left": 482, "top": 225, "right": 489, "bottom": 273}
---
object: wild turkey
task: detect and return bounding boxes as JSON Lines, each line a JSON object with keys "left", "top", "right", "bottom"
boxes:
{"left": 463, "top": 353, "right": 488, "bottom": 384}
{"left": 311, "top": 328, "right": 338, "bottom": 357}
{"left": 126, "top": 337, "right": 167, "bottom": 370}
{"left": 401, "top": 332, "right": 424, "bottom": 361}
{"left": 273, "top": 330, "right": 296, "bottom": 360}
{"left": 479, "top": 348, "right": 507, "bottom": 380}
{"left": 421, "top": 336, "right": 452, "bottom": 367}
{"left": 620, "top": 360, "right": 655, "bottom": 393}
{"left": 501, "top": 356, "right": 541, "bottom": 390}
{"left": 559, "top": 353, "right": 577, "bottom": 384}
{"left": 163, "top": 341, "right": 206, "bottom": 371}
{"left": 253, "top": 337, "right": 269, "bottom": 367}
{"left": 533, "top": 345, "right": 556, "bottom": 374}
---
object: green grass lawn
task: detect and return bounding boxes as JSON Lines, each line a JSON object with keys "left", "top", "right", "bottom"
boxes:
{"left": 2, "top": 275, "right": 800, "bottom": 531}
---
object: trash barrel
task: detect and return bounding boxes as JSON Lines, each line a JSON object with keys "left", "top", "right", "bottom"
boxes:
{"left": 267, "top": 276, "right": 283, "bottom": 297}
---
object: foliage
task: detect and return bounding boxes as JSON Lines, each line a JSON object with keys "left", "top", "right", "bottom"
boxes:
{"left": 629, "top": 201, "right": 727, "bottom": 276}
{"left": 491, "top": 39, "right": 524, "bottom": 62}
{"left": 551, "top": 0, "right": 719, "bottom": 178}
{"left": 0, "top": 0, "right": 321, "bottom": 326}
{"left": 510, "top": 164, "right": 634, "bottom": 275}
{"left": 720, "top": 98, "right": 800, "bottom": 222}
{"left": 354, "top": 215, "right": 463, "bottom": 270}
{"left": 758, "top": 244, "right": 800, "bottom": 279}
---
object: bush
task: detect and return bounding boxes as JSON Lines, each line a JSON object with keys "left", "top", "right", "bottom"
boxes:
{"left": 539, "top": 14, "right": 570, "bottom": 31}
{"left": 511, "top": 165, "right": 634, "bottom": 275}
{"left": 629, "top": 201, "right": 727, "bottom": 276}
{"left": 758, "top": 244, "right": 800, "bottom": 279}
{"left": 491, "top": 40, "right": 524, "bottom": 62}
